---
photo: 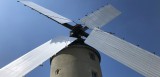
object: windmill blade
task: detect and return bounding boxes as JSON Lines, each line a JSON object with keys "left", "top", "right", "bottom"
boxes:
{"left": 18, "top": 0, "right": 72, "bottom": 24}
{"left": 85, "top": 28, "right": 160, "bottom": 77}
{"left": 0, "top": 36, "right": 76, "bottom": 77}
{"left": 80, "top": 4, "right": 121, "bottom": 29}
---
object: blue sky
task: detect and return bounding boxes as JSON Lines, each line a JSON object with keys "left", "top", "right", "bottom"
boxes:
{"left": 0, "top": 0, "right": 160, "bottom": 77}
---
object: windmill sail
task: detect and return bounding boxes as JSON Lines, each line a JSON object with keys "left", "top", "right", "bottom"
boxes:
{"left": 0, "top": 37, "right": 76, "bottom": 77}
{"left": 80, "top": 4, "right": 121, "bottom": 29}
{"left": 85, "top": 28, "right": 160, "bottom": 77}
{"left": 18, "top": 0, "right": 72, "bottom": 24}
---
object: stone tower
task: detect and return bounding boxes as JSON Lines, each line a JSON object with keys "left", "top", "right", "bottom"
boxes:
{"left": 50, "top": 39, "right": 102, "bottom": 77}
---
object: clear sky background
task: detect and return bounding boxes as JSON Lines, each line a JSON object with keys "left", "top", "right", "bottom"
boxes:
{"left": 0, "top": 0, "right": 160, "bottom": 77}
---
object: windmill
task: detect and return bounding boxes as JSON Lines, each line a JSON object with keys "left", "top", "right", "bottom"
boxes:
{"left": 0, "top": 0, "right": 160, "bottom": 77}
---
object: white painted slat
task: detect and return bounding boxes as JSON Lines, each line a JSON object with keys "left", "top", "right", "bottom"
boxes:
{"left": 0, "top": 36, "right": 76, "bottom": 77}
{"left": 19, "top": 0, "right": 72, "bottom": 24}
{"left": 85, "top": 28, "right": 160, "bottom": 77}
{"left": 80, "top": 4, "right": 121, "bottom": 29}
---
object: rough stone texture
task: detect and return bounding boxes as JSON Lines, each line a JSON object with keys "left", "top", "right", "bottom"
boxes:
{"left": 50, "top": 45, "right": 102, "bottom": 77}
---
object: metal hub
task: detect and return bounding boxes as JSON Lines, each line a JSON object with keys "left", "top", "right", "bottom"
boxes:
{"left": 70, "top": 24, "right": 85, "bottom": 38}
